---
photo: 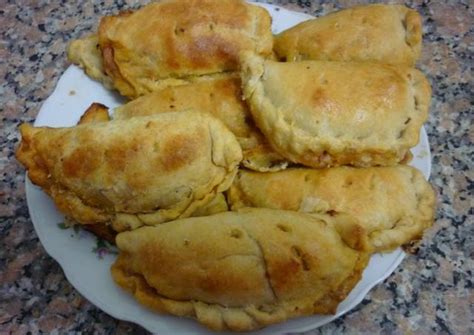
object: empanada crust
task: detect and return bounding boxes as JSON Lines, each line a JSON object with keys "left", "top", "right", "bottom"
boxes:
{"left": 111, "top": 208, "right": 369, "bottom": 331}
{"left": 83, "top": 193, "right": 229, "bottom": 243}
{"left": 241, "top": 54, "right": 431, "bottom": 168}
{"left": 113, "top": 74, "right": 288, "bottom": 172}
{"left": 98, "top": 0, "right": 273, "bottom": 98}
{"left": 67, "top": 34, "right": 113, "bottom": 88}
{"left": 16, "top": 112, "right": 242, "bottom": 229}
{"left": 274, "top": 4, "right": 422, "bottom": 66}
{"left": 228, "top": 166, "right": 436, "bottom": 252}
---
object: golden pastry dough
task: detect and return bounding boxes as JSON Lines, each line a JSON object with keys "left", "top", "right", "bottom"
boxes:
{"left": 67, "top": 37, "right": 233, "bottom": 99}
{"left": 97, "top": 0, "right": 273, "bottom": 98}
{"left": 228, "top": 166, "right": 436, "bottom": 252}
{"left": 77, "top": 103, "right": 111, "bottom": 124}
{"left": 74, "top": 103, "right": 230, "bottom": 239}
{"left": 241, "top": 54, "right": 431, "bottom": 168}
{"left": 16, "top": 112, "right": 242, "bottom": 230}
{"left": 67, "top": 34, "right": 113, "bottom": 88}
{"left": 111, "top": 208, "right": 369, "bottom": 331}
{"left": 274, "top": 4, "right": 422, "bottom": 66}
{"left": 82, "top": 193, "right": 228, "bottom": 243}
{"left": 186, "top": 193, "right": 228, "bottom": 217}
{"left": 113, "top": 74, "right": 288, "bottom": 171}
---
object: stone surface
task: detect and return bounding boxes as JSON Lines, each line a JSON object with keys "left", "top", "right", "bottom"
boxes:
{"left": 1, "top": 1, "right": 472, "bottom": 334}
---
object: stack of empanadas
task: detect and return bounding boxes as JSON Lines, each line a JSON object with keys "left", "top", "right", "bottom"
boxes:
{"left": 17, "top": 0, "right": 436, "bottom": 331}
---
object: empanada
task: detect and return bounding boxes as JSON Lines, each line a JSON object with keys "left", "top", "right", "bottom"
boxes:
{"left": 73, "top": 103, "right": 227, "bottom": 241}
{"left": 113, "top": 75, "right": 288, "bottom": 171}
{"left": 74, "top": 101, "right": 229, "bottom": 240}
{"left": 241, "top": 54, "right": 431, "bottom": 168}
{"left": 16, "top": 112, "right": 242, "bottom": 230}
{"left": 95, "top": 0, "right": 272, "bottom": 98}
{"left": 227, "top": 166, "right": 436, "bottom": 252}
{"left": 274, "top": 4, "right": 422, "bottom": 66}
{"left": 111, "top": 208, "right": 369, "bottom": 331}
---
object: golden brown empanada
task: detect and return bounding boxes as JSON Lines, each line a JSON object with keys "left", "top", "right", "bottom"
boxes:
{"left": 95, "top": 0, "right": 272, "bottom": 98}
{"left": 111, "top": 208, "right": 369, "bottom": 331}
{"left": 274, "top": 4, "right": 422, "bottom": 66}
{"left": 227, "top": 166, "right": 436, "bottom": 252}
{"left": 241, "top": 54, "right": 431, "bottom": 168}
{"left": 112, "top": 74, "right": 288, "bottom": 171}
{"left": 16, "top": 112, "right": 242, "bottom": 230}
{"left": 73, "top": 103, "right": 229, "bottom": 240}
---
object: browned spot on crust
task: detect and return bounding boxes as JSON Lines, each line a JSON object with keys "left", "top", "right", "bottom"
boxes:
{"left": 159, "top": 133, "right": 201, "bottom": 172}
{"left": 269, "top": 257, "right": 301, "bottom": 292}
{"left": 100, "top": 43, "right": 129, "bottom": 93}
{"left": 104, "top": 144, "right": 128, "bottom": 172}
{"left": 191, "top": 35, "right": 239, "bottom": 69}
{"left": 291, "top": 246, "right": 311, "bottom": 271}
{"left": 78, "top": 103, "right": 110, "bottom": 125}
{"left": 215, "top": 77, "right": 241, "bottom": 100}
{"left": 400, "top": 150, "right": 413, "bottom": 164}
{"left": 165, "top": 34, "right": 239, "bottom": 70}
{"left": 311, "top": 88, "right": 328, "bottom": 106}
{"left": 62, "top": 146, "right": 101, "bottom": 179}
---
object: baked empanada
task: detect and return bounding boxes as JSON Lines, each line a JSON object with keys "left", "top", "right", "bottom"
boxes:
{"left": 77, "top": 102, "right": 111, "bottom": 124}
{"left": 241, "top": 54, "right": 431, "bottom": 168}
{"left": 16, "top": 112, "right": 242, "bottom": 230}
{"left": 111, "top": 208, "right": 369, "bottom": 331}
{"left": 73, "top": 103, "right": 227, "bottom": 241}
{"left": 95, "top": 0, "right": 272, "bottom": 98}
{"left": 274, "top": 4, "right": 422, "bottom": 66}
{"left": 227, "top": 166, "right": 436, "bottom": 252}
{"left": 113, "top": 74, "right": 288, "bottom": 171}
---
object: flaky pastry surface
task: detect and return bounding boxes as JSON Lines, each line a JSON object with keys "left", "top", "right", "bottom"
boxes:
{"left": 16, "top": 112, "right": 242, "bottom": 230}
{"left": 274, "top": 4, "right": 422, "bottom": 66}
{"left": 97, "top": 0, "right": 273, "bottom": 98}
{"left": 67, "top": 34, "right": 113, "bottom": 88}
{"left": 113, "top": 74, "right": 288, "bottom": 172}
{"left": 241, "top": 54, "right": 431, "bottom": 168}
{"left": 111, "top": 208, "right": 369, "bottom": 331}
{"left": 74, "top": 103, "right": 229, "bottom": 240}
{"left": 228, "top": 166, "right": 436, "bottom": 252}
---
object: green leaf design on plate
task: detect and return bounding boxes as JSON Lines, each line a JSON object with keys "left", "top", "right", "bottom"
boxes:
{"left": 92, "top": 237, "right": 118, "bottom": 259}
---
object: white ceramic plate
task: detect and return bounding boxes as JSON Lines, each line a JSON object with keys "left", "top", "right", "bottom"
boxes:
{"left": 25, "top": 3, "right": 432, "bottom": 334}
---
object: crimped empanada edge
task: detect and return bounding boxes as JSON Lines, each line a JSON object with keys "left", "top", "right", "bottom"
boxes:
{"left": 111, "top": 218, "right": 370, "bottom": 332}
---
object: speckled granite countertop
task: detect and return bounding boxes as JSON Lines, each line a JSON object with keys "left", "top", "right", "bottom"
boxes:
{"left": 1, "top": 0, "right": 472, "bottom": 334}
